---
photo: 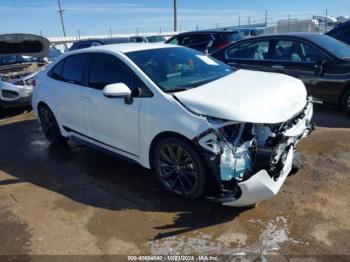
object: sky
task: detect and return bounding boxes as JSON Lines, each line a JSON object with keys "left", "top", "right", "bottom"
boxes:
{"left": 0, "top": 0, "right": 350, "bottom": 37}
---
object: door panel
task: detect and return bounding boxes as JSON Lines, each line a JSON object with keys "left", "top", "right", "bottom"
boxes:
{"left": 83, "top": 88, "right": 141, "bottom": 156}
{"left": 82, "top": 53, "right": 141, "bottom": 156}
{"left": 55, "top": 53, "right": 90, "bottom": 135}
{"left": 272, "top": 39, "right": 335, "bottom": 101}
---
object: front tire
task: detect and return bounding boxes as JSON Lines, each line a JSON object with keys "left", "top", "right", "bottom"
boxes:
{"left": 38, "top": 104, "right": 67, "bottom": 145}
{"left": 341, "top": 88, "right": 350, "bottom": 115}
{"left": 152, "top": 137, "right": 207, "bottom": 200}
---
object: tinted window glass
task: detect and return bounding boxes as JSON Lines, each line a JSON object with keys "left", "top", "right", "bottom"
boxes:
{"left": 167, "top": 37, "right": 179, "bottom": 45}
{"left": 146, "top": 36, "right": 166, "bottom": 43}
{"left": 88, "top": 53, "right": 150, "bottom": 96}
{"left": 220, "top": 32, "right": 242, "bottom": 42}
{"left": 308, "top": 34, "right": 350, "bottom": 59}
{"left": 49, "top": 60, "right": 64, "bottom": 80}
{"left": 275, "top": 40, "right": 327, "bottom": 62}
{"left": 227, "top": 41, "right": 269, "bottom": 60}
{"left": 61, "top": 53, "right": 89, "bottom": 84}
{"left": 188, "top": 34, "right": 212, "bottom": 45}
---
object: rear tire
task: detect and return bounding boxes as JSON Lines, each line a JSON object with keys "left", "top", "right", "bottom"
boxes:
{"left": 38, "top": 104, "right": 67, "bottom": 145}
{"left": 152, "top": 137, "right": 207, "bottom": 200}
{"left": 341, "top": 88, "right": 350, "bottom": 115}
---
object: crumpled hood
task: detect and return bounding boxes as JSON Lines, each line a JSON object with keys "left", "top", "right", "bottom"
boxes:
{"left": 0, "top": 34, "right": 50, "bottom": 58}
{"left": 174, "top": 70, "right": 307, "bottom": 124}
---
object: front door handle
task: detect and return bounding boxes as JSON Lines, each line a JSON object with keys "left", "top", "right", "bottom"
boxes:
{"left": 271, "top": 64, "right": 285, "bottom": 69}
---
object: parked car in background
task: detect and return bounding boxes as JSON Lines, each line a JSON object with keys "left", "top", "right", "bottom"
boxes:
{"left": 211, "top": 33, "right": 350, "bottom": 114}
{"left": 129, "top": 35, "right": 166, "bottom": 43}
{"left": 69, "top": 37, "right": 131, "bottom": 51}
{"left": 48, "top": 45, "right": 63, "bottom": 62}
{"left": 165, "top": 29, "right": 242, "bottom": 54}
{"left": 32, "top": 43, "right": 313, "bottom": 207}
{"left": 0, "top": 34, "right": 49, "bottom": 108}
{"left": 326, "top": 20, "right": 350, "bottom": 45}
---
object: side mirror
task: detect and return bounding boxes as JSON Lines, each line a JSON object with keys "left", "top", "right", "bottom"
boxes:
{"left": 103, "top": 83, "right": 133, "bottom": 104}
{"left": 315, "top": 60, "right": 327, "bottom": 76}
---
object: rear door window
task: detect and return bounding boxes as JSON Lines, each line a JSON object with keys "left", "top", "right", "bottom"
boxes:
{"left": 227, "top": 40, "right": 270, "bottom": 60}
{"left": 274, "top": 40, "right": 327, "bottom": 62}
{"left": 61, "top": 53, "right": 90, "bottom": 85}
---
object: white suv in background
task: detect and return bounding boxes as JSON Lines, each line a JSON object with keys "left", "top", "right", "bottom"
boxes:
{"left": 32, "top": 43, "right": 313, "bottom": 207}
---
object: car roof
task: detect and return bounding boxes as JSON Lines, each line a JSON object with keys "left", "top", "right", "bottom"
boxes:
{"left": 327, "top": 21, "right": 350, "bottom": 35}
{"left": 173, "top": 29, "right": 239, "bottom": 36}
{"left": 73, "top": 38, "right": 128, "bottom": 44}
{"left": 72, "top": 43, "right": 177, "bottom": 54}
{"left": 252, "top": 32, "right": 324, "bottom": 39}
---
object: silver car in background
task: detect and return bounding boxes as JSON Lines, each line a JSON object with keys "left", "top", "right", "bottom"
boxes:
{"left": 0, "top": 34, "right": 49, "bottom": 108}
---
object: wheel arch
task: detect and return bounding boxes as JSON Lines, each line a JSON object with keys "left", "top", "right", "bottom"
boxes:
{"left": 340, "top": 84, "right": 350, "bottom": 104}
{"left": 148, "top": 131, "right": 195, "bottom": 169}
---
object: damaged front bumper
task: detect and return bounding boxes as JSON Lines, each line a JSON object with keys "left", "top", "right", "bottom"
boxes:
{"left": 223, "top": 145, "right": 293, "bottom": 207}
{"left": 196, "top": 100, "right": 314, "bottom": 207}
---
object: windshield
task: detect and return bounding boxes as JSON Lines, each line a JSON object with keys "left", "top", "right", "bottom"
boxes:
{"left": 0, "top": 55, "right": 39, "bottom": 66}
{"left": 146, "top": 36, "right": 166, "bottom": 43}
{"left": 126, "top": 47, "right": 233, "bottom": 92}
{"left": 309, "top": 34, "right": 350, "bottom": 59}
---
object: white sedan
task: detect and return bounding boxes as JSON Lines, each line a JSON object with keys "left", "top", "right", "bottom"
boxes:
{"left": 32, "top": 43, "right": 313, "bottom": 207}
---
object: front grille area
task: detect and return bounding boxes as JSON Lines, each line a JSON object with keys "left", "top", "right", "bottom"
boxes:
{"left": 2, "top": 90, "right": 19, "bottom": 99}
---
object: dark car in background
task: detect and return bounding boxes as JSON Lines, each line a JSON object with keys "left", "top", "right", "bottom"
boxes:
{"left": 165, "top": 29, "right": 242, "bottom": 54}
{"left": 69, "top": 37, "right": 131, "bottom": 51}
{"left": 211, "top": 33, "right": 350, "bottom": 114}
{"left": 129, "top": 35, "right": 166, "bottom": 43}
{"left": 326, "top": 20, "right": 350, "bottom": 45}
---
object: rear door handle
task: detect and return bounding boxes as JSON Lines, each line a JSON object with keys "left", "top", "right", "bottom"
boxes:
{"left": 271, "top": 64, "right": 285, "bottom": 69}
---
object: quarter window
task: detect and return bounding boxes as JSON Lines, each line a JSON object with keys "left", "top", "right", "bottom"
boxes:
{"left": 227, "top": 41, "right": 269, "bottom": 60}
{"left": 49, "top": 60, "right": 64, "bottom": 80}
{"left": 274, "top": 40, "right": 327, "bottom": 62}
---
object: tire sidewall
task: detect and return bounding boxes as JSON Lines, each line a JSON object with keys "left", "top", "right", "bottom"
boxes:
{"left": 38, "top": 105, "right": 66, "bottom": 145}
{"left": 341, "top": 88, "right": 350, "bottom": 114}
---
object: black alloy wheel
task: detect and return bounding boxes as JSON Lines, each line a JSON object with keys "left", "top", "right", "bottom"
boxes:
{"left": 153, "top": 137, "right": 207, "bottom": 200}
{"left": 38, "top": 105, "right": 66, "bottom": 144}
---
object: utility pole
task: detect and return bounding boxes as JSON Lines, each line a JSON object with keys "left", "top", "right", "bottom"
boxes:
{"left": 325, "top": 9, "right": 328, "bottom": 32}
{"left": 173, "top": 0, "right": 177, "bottom": 31}
{"left": 288, "top": 14, "right": 291, "bottom": 32}
{"left": 57, "top": 0, "right": 67, "bottom": 37}
{"left": 248, "top": 16, "right": 251, "bottom": 25}
{"left": 265, "top": 10, "right": 268, "bottom": 27}
{"left": 238, "top": 16, "right": 241, "bottom": 29}
{"left": 40, "top": 30, "right": 42, "bottom": 36}
{"left": 78, "top": 29, "right": 81, "bottom": 39}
